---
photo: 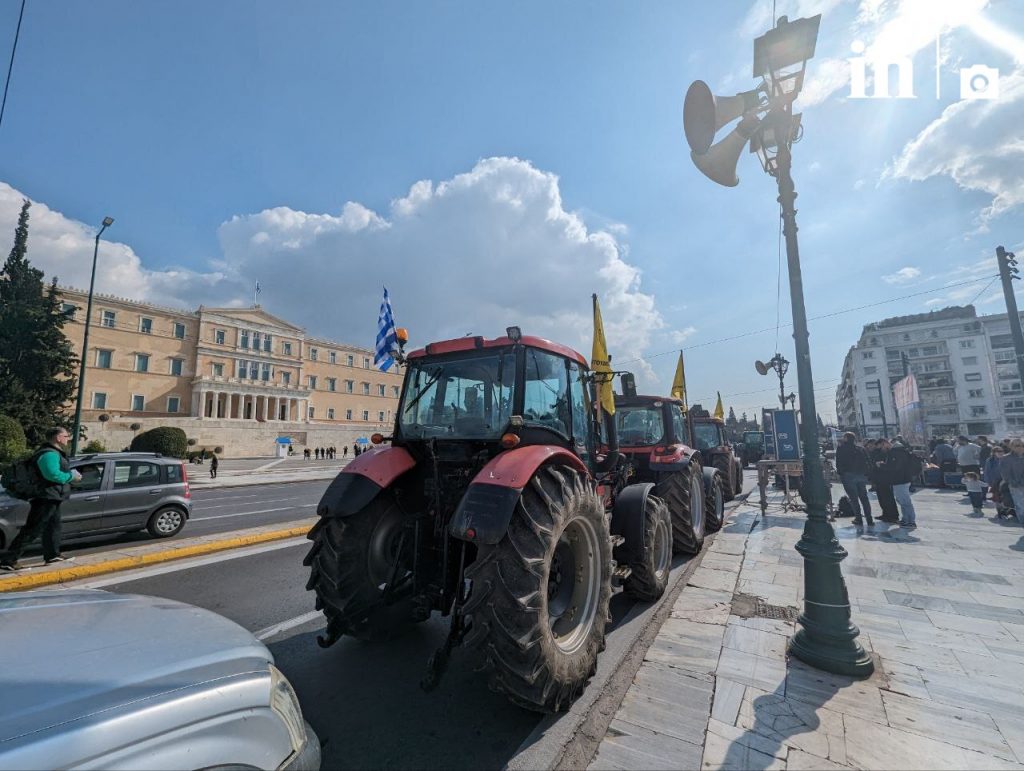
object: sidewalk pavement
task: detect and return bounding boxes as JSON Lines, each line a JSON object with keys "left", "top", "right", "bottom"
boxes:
{"left": 590, "top": 486, "right": 1024, "bottom": 771}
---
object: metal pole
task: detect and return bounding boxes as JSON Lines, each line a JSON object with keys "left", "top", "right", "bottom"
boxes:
{"left": 859, "top": 402, "right": 867, "bottom": 437}
{"left": 996, "top": 247, "right": 1024, "bottom": 388}
{"left": 873, "top": 379, "right": 888, "bottom": 438}
{"left": 772, "top": 109, "right": 873, "bottom": 677}
{"left": 70, "top": 223, "right": 108, "bottom": 457}
{"left": 778, "top": 366, "right": 787, "bottom": 408}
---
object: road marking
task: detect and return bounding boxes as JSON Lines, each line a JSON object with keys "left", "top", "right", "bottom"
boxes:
{"left": 254, "top": 458, "right": 287, "bottom": 472}
{"left": 193, "top": 496, "right": 316, "bottom": 512}
{"left": 255, "top": 610, "right": 324, "bottom": 641}
{"left": 194, "top": 504, "right": 317, "bottom": 521}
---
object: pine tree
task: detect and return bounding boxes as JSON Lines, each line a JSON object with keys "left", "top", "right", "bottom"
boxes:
{"left": 0, "top": 199, "right": 78, "bottom": 445}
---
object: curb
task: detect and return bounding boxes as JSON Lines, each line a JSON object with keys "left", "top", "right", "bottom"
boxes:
{"left": 0, "top": 524, "right": 312, "bottom": 592}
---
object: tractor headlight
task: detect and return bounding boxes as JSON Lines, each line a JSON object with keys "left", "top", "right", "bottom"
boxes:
{"left": 269, "top": 664, "right": 306, "bottom": 754}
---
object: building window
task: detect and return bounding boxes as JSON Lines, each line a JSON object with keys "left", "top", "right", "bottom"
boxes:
{"left": 282, "top": 372, "right": 291, "bottom": 385}
{"left": 240, "top": 330, "right": 249, "bottom": 348}
{"left": 345, "top": 380, "right": 354, "bottom": 393}
{"left": 139, "top": 317, "right": 153, "bottom": 334}
{"left": 964, "top": 373, "right": 982, "bottom": 382}
{"left": 962, "top": 356, "right": 978, "bottom": 365}
{"left": 347, "top": 354, "right": 354, "bottom": 366}
{"left": 283, "top": 341, "right": 293, "bottom": 355}
{"left": 922, "top": 346, "right": 938, "bottom": 356}
{"left": 135, "top": 354, "right": 149, "bottom": 373}
{"left": 61, "top": 302, "right": 77, "bottom": 318}
{"left": 308, "top": 375, "right": 317, "bottom": 389}
{"left": 364, "top": 357, "right": 371, "bottom": 368}
{"left": 252, "top": 332, "right": 261, "bottom": 350}
{"left": 101, "top": 310, "right": 116, "bottom": 328}
{"left": 327, "top": 378, "right": 336, "bottom": 392}
{"left": 329, "top": 351, "right": 336, "bottom": 364}
{"left": 169, "top": 358, "right": 184, "bottom": 376}
{"left": 92, "top": 392, "right": 107, "bottom": 409}
{"left": 328, "top": 408, "right": 335, "bottom": 420}
{"left": 362, "top": 410, "right": 369, "bottom": 421}
{"left": 861, "top": 351, "right": 874, "bottom": 359}
{"left": 308, "top": 406, "right": 315, "bottom": 419}
{"left": 215, "top": 329, "right": 225, "bottom": 344}
{"left": 868, "top": 396, "right": 880, "bottom": 404}
{"left": 864, "top": 366, "right": 877, "bottom": 375}
{"left": 167, "top": 396, "right": 180, "bottom": 413}
{"left": 378, "top": 410, "right": 386, "bottom": 422}
{"left": 969, "top": 389, "right": 983, "bottom": 398}
{"left": 212, "top": 362, "right": 224, "bottom": 377}
{"left": 392, "top": 385, "right": 400, "bottom": 397}
{"left": 346, "top": 409, "right": 353, "bottom": 420}
{"left": 263, "top": 335, "right": 272, "bottom": 352}
{"left": 173, "top": 322, "right": 186, "bottom": 339}
{"left": 375, "top": 384, "right": 384, "bottom": 396}
{"left": 362, "top": 382, "right": 370, "bottom": 395}
{"left": 870, "top": 411, "right": 883, "bottom": 419}
{"left": 96, "top": 349, "right": 113, "bottom": 369}
{"left": 310, "top": 347, "right": 318, "bottom": 361}
{"left": 249, "top": 361, "right": 259, "bottom": 380}
{"left": 970, "top": 406, "right": 988, "bottom": 417}
{"left": 960, "top": 340, "right": 975, "bottom": 349}
{"left": 262, "top": 363, "right": 271, "bottom": 381}
{"left": 131, "top": 394, "right": 145, "bottom": 411}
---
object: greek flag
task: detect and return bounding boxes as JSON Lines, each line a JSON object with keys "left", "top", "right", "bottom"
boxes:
{"left": 374, "top": 287, "right": 398, "bottom": 372}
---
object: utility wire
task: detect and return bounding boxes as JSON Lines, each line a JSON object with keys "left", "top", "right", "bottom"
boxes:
{"left": 966, "top": 276, "right": 1000, "bottom": 306}
{"left": 0, "top": 0, "right": 26, "bottom": 134}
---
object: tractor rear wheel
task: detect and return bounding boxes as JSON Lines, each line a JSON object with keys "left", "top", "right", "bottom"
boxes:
{"left": 623, "top": 494, "right": 673, "bottom": 601}
{"left": 304, "top": 495, "right": 418, "bottom": 644}
{"left": 464, "top": 465, "right": 611, "bottom": 713}
{"left": 705, "top": 473, "right": 725, "bottom": 533}
{"left": 714, "top": 457, "right": 736, "bottom": 501}
{"left": 733, "top": 460, "right": 744, "bottom": 496}
{"left": 655, "top": 463, "right": 705, "bottom": 555}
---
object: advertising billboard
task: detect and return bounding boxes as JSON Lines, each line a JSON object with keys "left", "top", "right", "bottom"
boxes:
{"left": 893, "top": 374, "right": 925, "bottom": 446}
{"left": 772, "top": 409, "right": 802, "bottom": 461}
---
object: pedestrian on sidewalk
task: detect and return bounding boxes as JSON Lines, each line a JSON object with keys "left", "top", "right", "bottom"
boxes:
{"left": 871, "top": 439, "right": 900, "bottom": 522}
{"left": 930, "top": 437, "right": 957, "bottom": 479}
{"left": 343, "top": 446, "right": 348, "bottom": 458}
{"left": 209, "top": 454, "right": 219, "bottom": 479}
{"left": 957, "top": 436, "right": 982, "bottom": 475}
{"left": 963, "top": 471, "right": 985, "bottom": 515}
{"left": 836, "top": 432, "right": 874, "bottom": 527}
{"left": 999, "top": 439, "right": 1024, "bottom": 525}
{"left": 985, "top": 445, "right": 1005, "bottom": 504}
{"left": 978, "top": 435, "right": 993, "bottom": 467}
{"left": 885, "top": 438, "right": 921, "bottom": 528}
{"left": 0, "top": 427, "right": 82, "bottom": 571}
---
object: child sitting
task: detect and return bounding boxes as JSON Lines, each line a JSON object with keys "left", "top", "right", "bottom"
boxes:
{"left": 963, "top": 471, "right": 985, "bottom": 515}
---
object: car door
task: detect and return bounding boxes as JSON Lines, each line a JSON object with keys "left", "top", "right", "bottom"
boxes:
{"left": 62, "top": 460, "right": 110, "bottom": 535}
{"left": 103, "top": 460, "right": 164, "bottom": 532}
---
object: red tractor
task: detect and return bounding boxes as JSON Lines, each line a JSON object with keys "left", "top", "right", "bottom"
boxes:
{"left": 614, "top": 385, "right": 725, "bottom": 554}
{"left": 304, "top": 329, "right": 673, "bottom": 713}
{"left": 690, "top": 416, "right": 744, "bottom": 501}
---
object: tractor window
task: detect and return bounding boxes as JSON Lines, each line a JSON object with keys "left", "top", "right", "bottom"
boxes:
{"left": 568, "top": 361, "right": 590, "bottom": 458}
{"left": 616, "top": 405, "right": 665, "bottom": 447}
{"left": 398, "top": 352, "right": 514, "bottom": 439}
{"left": 523, "top": 348, "right": 571, "bottom": 438}
{"left": 692, "top": 422, "right": 722, "bottom": 452}
{"left": 672, "top": 408, "right": 690, "bottom": 445}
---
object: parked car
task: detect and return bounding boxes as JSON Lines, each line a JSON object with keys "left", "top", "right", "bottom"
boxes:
{"left": 0, "top": 589, "right": 320, "bottom": 769}
{"left": 0, "top": 452, "right": 192, "bottom": 551}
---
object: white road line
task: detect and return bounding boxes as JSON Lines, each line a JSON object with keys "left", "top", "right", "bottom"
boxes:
{"left": 194, "top": 504, "right": 316, "bottom": 521}
{"left": 254, "top": 458, "right": 287, "bottom": 472}
{"left": 255, "top": 610, "right": 324, "bottom": 641}
{"left": 66, "top": 537, "right": 309, "bottom": 588}
{"left": 193, "top": 497, "right": 315, "bottom": 512}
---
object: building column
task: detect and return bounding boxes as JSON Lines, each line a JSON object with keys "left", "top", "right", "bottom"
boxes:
{"left": 260, "top": 395, "right": 268, "bottom": 421}
{"left": 270, "top": 396, "right": 278, "bottom": 421}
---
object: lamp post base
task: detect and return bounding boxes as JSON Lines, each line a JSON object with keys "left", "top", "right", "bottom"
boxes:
{"left": 789, "top": 627, "right": 874, "bottom": 678}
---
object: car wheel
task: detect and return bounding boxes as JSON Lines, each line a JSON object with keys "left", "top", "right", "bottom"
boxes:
{"left": 146, "top": 506, "right": 186, "bottom": 538}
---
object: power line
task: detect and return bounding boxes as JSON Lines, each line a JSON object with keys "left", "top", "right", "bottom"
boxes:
{"left": 0, "top": 0, "right": 26, "bottom": 134}
{"left": 967, "top": 276, "right": 1000, "bottom": 306}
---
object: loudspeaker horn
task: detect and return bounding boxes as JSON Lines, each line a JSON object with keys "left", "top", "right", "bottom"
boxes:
{"left": 755, "top": 360, "right": 769, "bottom": 376}
{"left": 691, "top": 114, "right": 760, "bottom": 188}
{"left": 684, "top": 80, "right": 762, "bottom": 155}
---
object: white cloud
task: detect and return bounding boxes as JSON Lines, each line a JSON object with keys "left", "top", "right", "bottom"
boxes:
{"left": 882, "top": 266, "right": 922, "bottom": 283}
{"left": 669, "top": 326, "right": 697, "bottom": 344}
{"left": 885, "top": 70, "right": 1024, "bottom": 224}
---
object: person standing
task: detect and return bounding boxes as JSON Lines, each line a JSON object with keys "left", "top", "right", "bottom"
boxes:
{"left": 343, "top": 446, "right": 348, "bottom": 458}
{"left": 209, "top": 454, "right": 219, "bottom": 479}
{"left": 930, "top": 438, "right": 957, "bottom": 475}
{"left": 871, "top": 439, "right": 900, "bottom": 523}
{"left": 1000, "top": 440, "right": 1024, "bottom": 525}
{"left": 0, "top": 427, "right": 82, "bottom": 571}
{"left": 978, "top": 436, "right": 992, "bottom": 467}
{"left": 956, "top": 436, "right": 982, "bottom": 475}
{"left": 886, "top": 439, "right": 920, "bottom": 528}
{"left": 985, "top": 445, "right": 1005, "bottom": 504}
{"left": 836, "top": 432, "right": 874, "bottom": 527}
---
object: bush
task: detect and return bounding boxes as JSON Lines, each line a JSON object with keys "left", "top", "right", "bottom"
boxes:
{"left": 130, "top": 426, "right": 188, "bottom": 458}
{"left": 0, "top": 415, "right": 27, "bottom": 463}
{"left": 82, "top": 439, "right": 106, "bottom": 453}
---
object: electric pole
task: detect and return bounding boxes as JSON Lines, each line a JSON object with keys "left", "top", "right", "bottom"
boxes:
{"left": 997, "top": 246, "right": 1024, "bottom": 389}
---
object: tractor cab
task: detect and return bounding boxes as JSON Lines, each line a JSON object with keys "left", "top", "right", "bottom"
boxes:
{"left": 614, "top": 394, "right": 693, "bottom": 477}
{"left": 690, "top": 416, "right": 727, "bottom": 453}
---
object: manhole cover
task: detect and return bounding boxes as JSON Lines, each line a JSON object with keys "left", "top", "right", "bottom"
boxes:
{"left": 731, "top": 592, "right": 800, "bottom": 621}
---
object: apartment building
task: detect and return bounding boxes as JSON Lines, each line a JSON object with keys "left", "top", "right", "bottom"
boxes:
{"left": 836, "top": 305, "right": 1013, "bottom": 440}
{"left": 57, "top": 287, "right": 403, "bottom": 454}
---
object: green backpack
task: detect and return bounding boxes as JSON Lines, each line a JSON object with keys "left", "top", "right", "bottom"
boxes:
{"left": 0, "top": 453, "right": 44, "bottom": 501}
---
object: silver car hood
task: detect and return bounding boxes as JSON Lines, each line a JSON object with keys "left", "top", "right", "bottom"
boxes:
{"left": 0, "top": 589, "right": 273, "bottom": 744}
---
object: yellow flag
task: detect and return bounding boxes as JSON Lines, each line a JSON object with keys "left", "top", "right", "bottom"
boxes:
{"left": 671, "top": 351, "right": 687, "bottom": 407}
{"left": 714, "top": 391, "right": 725, "bottom": 420}
{"left": 591, "top": 294, "right": 615, "bottom": 416}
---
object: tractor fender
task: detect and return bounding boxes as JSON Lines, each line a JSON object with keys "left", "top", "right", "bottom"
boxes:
{"left": 316, "top": 446, "right": 416, "bottom": 518}
{"left": 702, "top": 465, "right": 722, "bottom": 495}
{"left": 649, "top": 444, "right": 700, "bottom": 472}
{"left": 610, "top": 482, "right": 657, "bottom": 568}
{"left": 449, "top": 446, "right": 590, "bottom": 544}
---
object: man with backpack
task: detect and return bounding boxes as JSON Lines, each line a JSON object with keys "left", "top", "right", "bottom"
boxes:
{"left": 0, "top": 427, "right": 81, "bottom": 571}
{"left": 836, "top": 432, "right": 874, "bottom": 527}
{"left": 884, "top": 438, "right": 922, "bottom": 529}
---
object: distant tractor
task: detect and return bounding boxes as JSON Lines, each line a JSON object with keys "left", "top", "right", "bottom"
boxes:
{"left": 614, "top": 389, "right": 725, "bottom": 554}
{"left": 305, "top": 329, "right": 674, "bottom": 713}
{"left": 740, "top": 430, "right": 765, "bottom": 468}
{"left": 690, "top": 416, "right": 744, "bottom": 501}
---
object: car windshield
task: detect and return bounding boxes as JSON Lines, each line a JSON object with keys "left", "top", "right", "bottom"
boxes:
{"left": 399, "top": 351, "right": 515, "bottom": 439}
{"left": 616, "top": 406, "right": 665, "bottom": 446}
{"left": 693, "top": 422, "right": 722, "bottom": 452}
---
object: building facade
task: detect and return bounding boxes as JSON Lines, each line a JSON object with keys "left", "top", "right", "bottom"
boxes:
{"left": 57, "top": 287, "right": 403, "bottom": 455}
{"left": 835, "top": 305, "right": 1024, "bottom": 441}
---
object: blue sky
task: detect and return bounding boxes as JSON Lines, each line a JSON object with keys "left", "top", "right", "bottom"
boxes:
{"left": 2, "top": 0, "right": 1022, "bottom": 422}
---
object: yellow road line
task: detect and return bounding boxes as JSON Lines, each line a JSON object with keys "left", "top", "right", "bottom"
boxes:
{"left": 0, "top": 524, "right": 312, "bottom": 592}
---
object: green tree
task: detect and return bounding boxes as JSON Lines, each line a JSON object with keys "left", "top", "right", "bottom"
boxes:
{"left": 0, "top": 414, "right": 27, "bottom": 462}
{"left": 0, "top": 199, "right": 79, "bottom": 445}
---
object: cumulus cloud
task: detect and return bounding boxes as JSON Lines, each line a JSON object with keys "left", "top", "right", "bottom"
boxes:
{"left": 669, "top": 327, "right": 698, "bottom": 344}
{"left": 882, "top": 266, "right": 921, "bottom": 283}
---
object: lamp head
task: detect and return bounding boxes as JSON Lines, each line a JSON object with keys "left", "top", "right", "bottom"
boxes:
{"left": 753, "top": 15, "right": 821, "bottom": 98}
{"left": 101, "top": 216, "right": 114, "bottom": 227}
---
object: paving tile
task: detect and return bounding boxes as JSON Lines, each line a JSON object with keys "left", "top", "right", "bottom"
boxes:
{"left": 701, "top": 727, "right": 786, "bottom": 770}
{"left": 969, "top": 592, "right": 1024, "bottom": 610}
{"left": 717, "top": 646, "right": 787, "bottom": 693}
{"left": 881, "top": 689, "right": 1015, "bottom": 760}
{"left": 869, "top": 635, "right": 965, "bottom": 673}
{"left": 949, "top": 600, "right": 1024, "bottom": 624}
{"left": 727, "top": 614, "right": 795, "bottom": 636}
{"left": 703, "top": 554, "right": 744, "bottom": 572}
{"left": 671, "top": 586, "right": 733, "bottom": 626}
{"left": 735, "top": 689, "right": 848, "bottom": 763}
{"left": 784, "top": 659, "right": 886, "bottom": 724}
{"left": 689, "top": 566, "right": 739, "bottom": 593}
{"left": 883, "top": 590, "right": 957, "bottom": 612}
{"left": 724, "top": 623, "right": 788, "bottom": 660}
{"left": 925, "top": 610, "right": 1017, "bottom": 639}
{"left": 993, "top": 715, "right": 1024, "bottom": 765}
{"left": 617, "top": 687, "right": 711, "bottom": 746}
{"left": 591, "top": 719, "right": 703, "bottom": 771}
{"left": 707, "top": 717, "right": 788, "bottom": 760}
{"left": 628, "top": 660, "right": 714, "bottom": 719}
{"left": 784, "top": 748, "right": 850, "bottom": 770}
{"left": 737, "top": 579, "right": 800, "bottom": 608}
{"left": 877, "top": 660, "right": 930, "bottom": 699}
{"left": 645, "top": 620, "right": 725, "bottom": 676}
{"left": 921, "top": 668, "right": 1024, "bottom": 713}
{"left": 898, "top": 618, "right": 994, "bottom": 654}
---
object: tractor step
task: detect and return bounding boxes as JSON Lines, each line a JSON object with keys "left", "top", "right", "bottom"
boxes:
{"left": 610, "top": 535, "right": 626, "bottom": 548}
{"left": 612, "top": 564, "right": 632, "bottom": 579}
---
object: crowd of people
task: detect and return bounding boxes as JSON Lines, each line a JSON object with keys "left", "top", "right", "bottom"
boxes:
{"left": 835, "top": 432, "right": 1024, "bottom": 529}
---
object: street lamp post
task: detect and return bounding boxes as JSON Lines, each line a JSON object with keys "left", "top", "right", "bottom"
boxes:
{"left": 756, "top": 353, "right": 790, "bottom": 408}
{"left": 684, "top": 14, "right": 872, "bottom": 677}
{"left": 70, "top": 216, "right": 114, "bottom": 457}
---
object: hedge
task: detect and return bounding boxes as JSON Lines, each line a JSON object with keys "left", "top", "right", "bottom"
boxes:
{"left": 82, "top": 439, "right": 106, "bottom": 453}
{"left": 0, "top": 415, "right": 27, "bottom": 463}
{"left": 130, "top": 426, "right": 188, "bottom": 458}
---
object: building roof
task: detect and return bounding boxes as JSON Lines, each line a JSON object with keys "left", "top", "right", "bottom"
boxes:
{"left": 861, "top": 305, "right": 976, "bottom": 335}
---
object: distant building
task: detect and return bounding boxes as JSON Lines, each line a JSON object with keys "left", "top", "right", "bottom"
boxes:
{"left": 835, "top": 304, "right": 1024, "bottom": 440}
{"left": 57, "top": 287, "right": 404, "bottom": 456}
